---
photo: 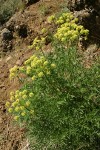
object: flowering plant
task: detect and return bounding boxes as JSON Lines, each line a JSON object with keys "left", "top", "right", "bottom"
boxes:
{"left": 6, "top": 12, "right": 100, "bottom": 150}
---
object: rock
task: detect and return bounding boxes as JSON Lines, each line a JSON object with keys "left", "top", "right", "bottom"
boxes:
{"left": 1, "top": 40, "right": 12, "bottom": 52}
{"left": 15, "top": 24, "right": 28, "bottom": 38}
{"left": 6, "top": 20, "right": 15, "bottom": 32}
{"left": 16, "top": 59, "right": 22, "bottom": 66}
{"left": 68, "top": 0, "right": 100, "bottom": 16}
{"left": 0, "top": 28, "right": 13, "bottom": 52}
{"left": 67, "top": 0, "right": 85, "bottom": 11}
{"left": 68, "top": 0, "right": 100, "bottom": 44}
{"left": 22, "top": 0, "right": 40, "bottom": 6}
{"left": 1, "top": 28, "right": 13, "bottom": 41}
{"left": 74, "top": 9, "right": 90, "bottom": 23}
{"left": 6, "top": 56, "right": 12, "bottom": 62}
{"left": 85, "top": 44, "right": 98, "bottom": 55}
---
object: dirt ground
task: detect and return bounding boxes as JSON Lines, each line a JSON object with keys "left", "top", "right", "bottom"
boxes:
{"left": 0, "top": 0, "right": 66, "bottom": 149}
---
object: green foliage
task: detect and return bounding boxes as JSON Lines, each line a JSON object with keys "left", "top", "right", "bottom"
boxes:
{"left": 0, "top": 0, "right": 24, "bottom": 24}
{"left": 27, "top": 45, "right": 100, "bottom": 150}
{"left": 39, "top": 4, "right": 50, "bottom": 16}
{"left": 6, "top": 12, "right": 100, "bottom": 149}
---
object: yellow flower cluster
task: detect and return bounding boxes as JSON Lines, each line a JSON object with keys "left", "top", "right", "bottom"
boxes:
{"left": 41, "top": 28, "right": 47, "bottom": 34}
{"left": 9, "top": 54, "right": 56, "bottom": 82}
{"left": 47, "top": 15, "right": 55, "bottom": 23}
{"left": 5, "top": 90, "right": 34, "bottom": 121}
{"left": 55, "top": 12, "right": 74, "bottom": 25}
{"left": 9, "top": 65, "right": 25, "bottom": 80}
{"left": 54, "top": 12, "right": 89, "bottom": 42}
{"left": 7, "top": 55, "right": 56, "bottom": 120}
{"left": 29, "top": 37, "right": 45, "bottom": 50}
{"left": 9, "top": 65, "right": 19, "bottom": 80}
{"left": 24, "top": 54, "right": 56, "bottom": 80}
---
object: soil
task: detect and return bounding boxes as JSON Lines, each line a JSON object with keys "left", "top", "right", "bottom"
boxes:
{"left": 0, "top": 0, "right": 100, "bottom": 149}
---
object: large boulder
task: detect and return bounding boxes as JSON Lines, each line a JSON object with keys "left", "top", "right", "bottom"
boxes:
{"left": 67, "top": 0, "right": 100, "bottom": 14}
{"left": 0, "top": 28, "right": 13, "bottom": 52}
{"left": 22, "top": 0, "right": 40, "bottom": 6}
{"left": 67, "top": 0, "right": 100, "bottom": 44}
{"left": 1, "top": 28, "right": 13, "bottom": 41}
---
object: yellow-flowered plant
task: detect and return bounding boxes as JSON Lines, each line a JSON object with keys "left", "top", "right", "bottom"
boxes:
{"left": 47, "top": 14, "right": 55, "bottom": 23}
{"left": 8, "top": 54, "right": 56, "bottom": 121}
{"left": 8, "top": 12, "right": 89, "bottom": 122}
{"left": 28, "top": 37, "right": 46, "bottom": 50}
{"left": 29, "top": 12, "right": 89, "bottom": 53}
{"left": 54, "top": 12, "right": 89, "bottom": 43}
{"left": 6, "top": 12, "right": 100, "bottom": 150}
{"left": 9, "top": 54, "right": 57, "bottom": 82}
{"left": 41, "top": 28, "right": 47, "bottom": 34}
{"left": 5, "top": 89, "right": 35, "bottom": 121}
{"left": 9, "top": 65, "right": 19, "bottom": 80}
{"left": 23, "top": 55, "right": 56, "bottom": 79}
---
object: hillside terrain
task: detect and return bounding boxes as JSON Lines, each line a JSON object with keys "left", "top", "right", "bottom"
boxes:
{"left": 0, "top": 0, "right": 66, "bottom": 149}
{"left": 0, "top": 0, "right": 100, "bottom": 150}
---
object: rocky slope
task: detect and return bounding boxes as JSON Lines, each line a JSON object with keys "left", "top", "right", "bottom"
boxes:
{"left": 0, "top": 0, "right": 66, "bottom": 149}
